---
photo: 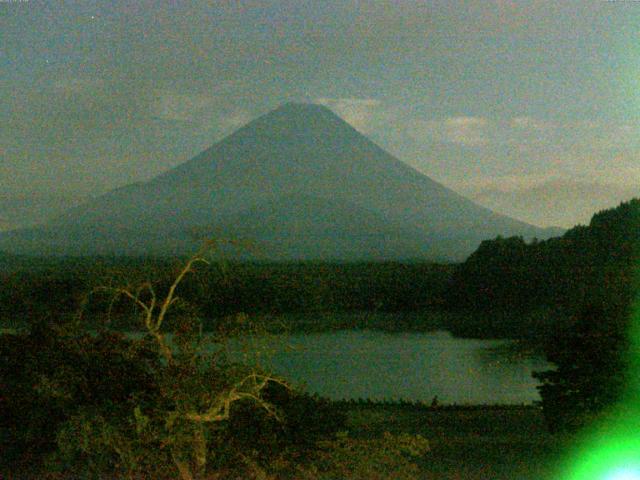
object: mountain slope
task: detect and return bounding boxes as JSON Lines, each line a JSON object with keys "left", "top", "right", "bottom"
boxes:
{"left": 0, "top": 103, "right": 560, "bottom": 260}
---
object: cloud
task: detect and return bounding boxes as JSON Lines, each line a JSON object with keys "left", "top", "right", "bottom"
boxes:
{"left": 411, "top": 116, "right": 491, "bottom": 147}
{"left": 52, "top": 77, "right": 107, "bottom": 94}
{"left": 450, "top": 172, "right": 564, "bottom": 194}
{"left": 151, "top": 91, "right": 254, "bottom": 140}
{"left": 610, "top": 124, "right": 640, "bottom": 145}
{"left": 315, "top": 97, "right": 382, "bottom": 133}
{"left": 507, "top": 118, "right": 640, "bottom": 152}
{"left": 414, "top": 115, "right": 639, "bottom": 152}
{"left": 443, "top": 117, "right": 490, "bottom": 146}
{"left": 466, "top": 176, "right": 640, "bottom": 228}
{"left": 450, "top": 163, "right": 640, "bottom": 197}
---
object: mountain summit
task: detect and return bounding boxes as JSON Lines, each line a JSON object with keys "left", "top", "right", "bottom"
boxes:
{"left": 0, "top": 103, "right": 560, "bottom": 260}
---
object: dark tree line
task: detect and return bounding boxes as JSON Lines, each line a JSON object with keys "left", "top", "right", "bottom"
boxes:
{"left": 450, "top": 199, "right": 639, "bottom": 338}
{"left": 1, "top": 261, "right": 454, "bottom": 331}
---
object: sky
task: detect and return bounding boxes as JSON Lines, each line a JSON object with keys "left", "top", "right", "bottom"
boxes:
{"left": 2, "top": 0, "right": 639, "bottom": 227}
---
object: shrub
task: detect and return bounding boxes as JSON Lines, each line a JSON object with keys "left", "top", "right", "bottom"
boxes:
{"left": 0, "top": 318, "right": 157, "bottom": 476}
{"left": 295, "top": 431, "right": 430, "bottom": 480}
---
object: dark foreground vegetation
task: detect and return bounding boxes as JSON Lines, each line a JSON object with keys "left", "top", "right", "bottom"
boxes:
{"left": 0, "top": 315, "right": 563, "bottom": 479}
{"left": 1, "top": 199, "right": 638, "bottom": 477}
{"left": 450, "top": 198, "right": 639, "bottom": 340}
{"left": 1, "top": 251, "right": 433, "bottom": 479}
{"left": 342, "top": 403, "right": 567, "bottom": 480}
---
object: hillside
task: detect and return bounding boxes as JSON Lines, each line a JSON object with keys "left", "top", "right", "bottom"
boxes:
{"left": 450, "top": 198, "right": 640, "bottom": 338}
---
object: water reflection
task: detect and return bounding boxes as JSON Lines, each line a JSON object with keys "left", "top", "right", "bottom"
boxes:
{"left": 255, "top": 330, "right": 551, "bottom": 404}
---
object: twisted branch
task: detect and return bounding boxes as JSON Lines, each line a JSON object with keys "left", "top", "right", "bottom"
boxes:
{"left": 183, "top": 373, "right": 289, "bottom": 423}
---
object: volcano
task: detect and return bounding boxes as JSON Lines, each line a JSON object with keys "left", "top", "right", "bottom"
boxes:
{"left": 0, "top": 103, "right": 561, "bottom": 260}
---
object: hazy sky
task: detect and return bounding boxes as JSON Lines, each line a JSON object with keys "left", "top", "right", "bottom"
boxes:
{"left": 3, "top": 1, "right": 639, "bottom": 207}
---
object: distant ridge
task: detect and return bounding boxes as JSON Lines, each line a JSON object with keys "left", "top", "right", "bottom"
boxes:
{"left": 0, "top": 103, "right": 561, "bottom": 261}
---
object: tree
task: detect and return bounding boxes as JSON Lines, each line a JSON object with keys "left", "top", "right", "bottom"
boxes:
{"left": 84, "top": 245, "right": 288, "bottom": 480}
{"left": 533, "top": 303, "right": 628, "bottom": 432}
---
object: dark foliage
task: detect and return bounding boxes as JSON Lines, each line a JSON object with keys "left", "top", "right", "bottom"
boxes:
{"left": 213, "top": 383, "right": 347, "bottom": 469}
{"left": 450, "top": 198, "right": 639, "bottom": 340}
{"left": 451, "top": 199, "right": 639, "bottom": 430}
{"left": 0, "top": 317, "right": 158, "bottom": 474}
{"left": 1, "top": 261, "right": 454, "bottom": 331}
{"left": 533, "top": 303, "right": 629, "bottom": 432}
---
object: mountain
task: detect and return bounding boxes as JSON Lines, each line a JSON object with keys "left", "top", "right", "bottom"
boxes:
{"left": 0, "top": 103, "right": 561, "bottom": 261}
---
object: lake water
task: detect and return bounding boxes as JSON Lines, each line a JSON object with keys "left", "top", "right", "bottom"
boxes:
{"left": 246, "top": 330, "right": 551, "bottom": 404}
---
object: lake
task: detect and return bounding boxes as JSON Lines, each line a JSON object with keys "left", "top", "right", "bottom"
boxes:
{"left": 245, "top": 330, "right": 551, "bottom": 404}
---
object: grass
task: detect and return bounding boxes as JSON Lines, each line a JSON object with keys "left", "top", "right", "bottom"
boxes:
{"left": 342, "top": 403, "right": 573, "bottom": 480}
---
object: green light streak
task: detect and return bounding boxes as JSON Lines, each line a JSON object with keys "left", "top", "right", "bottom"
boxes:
{"left": 561, "top": 268, "right": 640, "bottom": 479}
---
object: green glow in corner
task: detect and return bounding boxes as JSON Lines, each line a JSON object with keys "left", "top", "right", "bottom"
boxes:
{"left": 605, "top": 468, "right": 640, "bottom": 480}
{"left": 562, "top": 272, "right": 640, "bottom": 479}
{"left": 563, "top": 432, "right": 640, "bottom": 480}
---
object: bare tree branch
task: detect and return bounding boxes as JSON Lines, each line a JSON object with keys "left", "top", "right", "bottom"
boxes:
{"left": 183, "top": 373, "right": 289, "bottom": 424}
{"left": 156, "top": 255, "right": 209, "bottom": 332}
